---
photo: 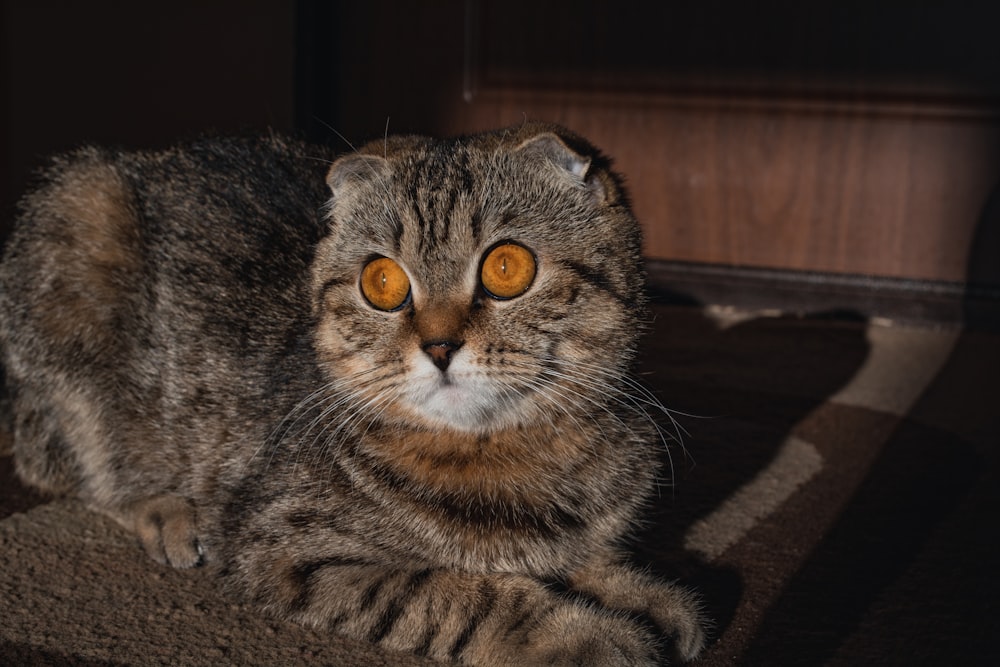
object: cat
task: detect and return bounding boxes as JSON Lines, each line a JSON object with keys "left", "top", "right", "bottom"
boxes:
{"left": 0, "top": 123, "right": 708, "bottom": 665}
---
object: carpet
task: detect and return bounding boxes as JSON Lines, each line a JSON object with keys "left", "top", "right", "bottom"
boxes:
{"left": 2, "top": 303, "right": 998, "bottom": 666}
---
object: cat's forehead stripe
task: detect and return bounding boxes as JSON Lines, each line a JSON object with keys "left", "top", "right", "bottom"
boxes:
{"left": 404, "top": 148, "right": 483, "bottom": 253}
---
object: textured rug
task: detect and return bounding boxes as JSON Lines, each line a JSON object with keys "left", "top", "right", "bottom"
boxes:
{"left": 2, "top": 303, "right": 997, "bottom": 666}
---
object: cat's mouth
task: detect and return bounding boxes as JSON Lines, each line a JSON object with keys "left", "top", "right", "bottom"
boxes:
{"left": 399, "top": 356, "right": 516, "bottom": 433}
{"left": 418, "top": 376, "right": 500, "bottom": 432}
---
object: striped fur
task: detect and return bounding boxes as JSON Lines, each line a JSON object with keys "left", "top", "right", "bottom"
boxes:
{"left": 0, "top": 123, "right": 707, "bottom": 664}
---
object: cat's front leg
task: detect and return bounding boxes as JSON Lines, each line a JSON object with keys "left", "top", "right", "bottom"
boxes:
{"left": 568, "top": 555, "right": 709, "bottom": 663}
{"left": 241, "top": 557, "right": 662, "bottom": 666}
{"left": 110, "top": 494, "right": 204, "bottom": 568}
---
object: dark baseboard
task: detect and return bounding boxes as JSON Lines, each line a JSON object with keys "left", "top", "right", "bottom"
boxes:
{"left": 645, "top": 259, "right": 1000, "bottom": 330}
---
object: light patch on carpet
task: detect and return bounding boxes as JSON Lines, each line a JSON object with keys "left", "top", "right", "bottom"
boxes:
{"left": 683, "top": 436, "right": 824, "bottom": 561}
{"left": 831, "top": 322, "right": 959, "bottom": 417}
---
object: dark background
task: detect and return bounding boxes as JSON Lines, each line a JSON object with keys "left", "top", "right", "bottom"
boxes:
{"left": 2, "top": 0, "right": 999, "bottom": 316}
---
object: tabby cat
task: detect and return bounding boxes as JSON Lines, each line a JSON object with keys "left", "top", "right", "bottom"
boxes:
{"left": 0, "top": 123, "right": 707, "bottom": 665}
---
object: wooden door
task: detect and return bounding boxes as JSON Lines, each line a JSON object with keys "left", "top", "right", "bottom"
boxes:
{"left": 326, "top": 0, "right": 1000, "bottom": 291}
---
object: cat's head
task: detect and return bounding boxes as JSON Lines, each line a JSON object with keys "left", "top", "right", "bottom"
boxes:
{"left": 311, "top": 123, "right": 646, "bottom": 435}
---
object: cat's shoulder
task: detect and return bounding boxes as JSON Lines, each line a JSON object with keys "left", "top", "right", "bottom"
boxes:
{"left": 23, "top": 132, "right": 333, "bottom": 193}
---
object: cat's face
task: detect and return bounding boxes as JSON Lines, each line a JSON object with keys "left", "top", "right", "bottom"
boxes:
{"left": 310, "top": 124, "right": 646, "bottom": 436}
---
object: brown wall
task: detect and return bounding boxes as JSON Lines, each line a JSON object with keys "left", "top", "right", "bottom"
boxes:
{"left": 451, "top": 92, "right": 999, "bottom": 284}
{"left": 332, "top": 1, "right": 1000, "bottom": 287}
{"left": 4, "top": 1, "right": 998, "bottom": 290}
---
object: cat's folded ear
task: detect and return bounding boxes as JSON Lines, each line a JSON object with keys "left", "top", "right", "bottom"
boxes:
{"left": 326, "top": 154, "right": 391, "bottom": 198}
{"left": 514, "top": 131, "right": 615, "bottom": 206}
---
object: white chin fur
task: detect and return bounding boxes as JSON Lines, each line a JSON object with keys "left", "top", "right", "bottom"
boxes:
{"left": 402, "top": 355, "right": 516, "bottom": 433}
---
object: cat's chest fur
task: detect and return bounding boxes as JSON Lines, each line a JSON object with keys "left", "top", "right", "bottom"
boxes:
{"left": 219, "top": 403, "right": 654, "bottom": 578}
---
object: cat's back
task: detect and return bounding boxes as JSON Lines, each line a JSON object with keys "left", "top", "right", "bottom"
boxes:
{"left": 0, "top": 134, "right": 334, "bottom": 356}
{"left": 0, "top": 135, "right": 335, "bottom": 497}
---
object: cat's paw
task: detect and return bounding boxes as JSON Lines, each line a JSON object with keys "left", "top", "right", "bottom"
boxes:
{"left": 128, "top": 494, "right": 204, "bottom": 568}
{"left": 521, "top": 605, "right": 660, "bottom": 667}
{"left": 646, "top": 582, "right": 709, "bottom": 662}
{"left": 567, "top": 560, "right": 709, "bottom": 663}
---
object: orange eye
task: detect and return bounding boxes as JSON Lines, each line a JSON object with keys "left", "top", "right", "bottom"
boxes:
{"left": 360, "top": 257, "right": 411, "bottom": 311}
{"left": 480, "top": 243, "right": 536, "bottom": 299}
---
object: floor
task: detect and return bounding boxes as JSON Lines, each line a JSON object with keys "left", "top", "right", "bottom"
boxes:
{"left": 2, "top": 303, "right": 998, "bottom": 665}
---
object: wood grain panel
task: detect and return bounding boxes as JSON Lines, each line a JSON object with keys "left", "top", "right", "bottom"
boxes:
{"left": 448, "top": 93, "right": 999, "bottom": 283}
{"left": 328, "top": 0, "right": 1000, "bottom": 285}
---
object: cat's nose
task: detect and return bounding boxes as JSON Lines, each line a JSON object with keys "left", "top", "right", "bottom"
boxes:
{"left": 422, "top": 340, "right": 463, "bottom": 372}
